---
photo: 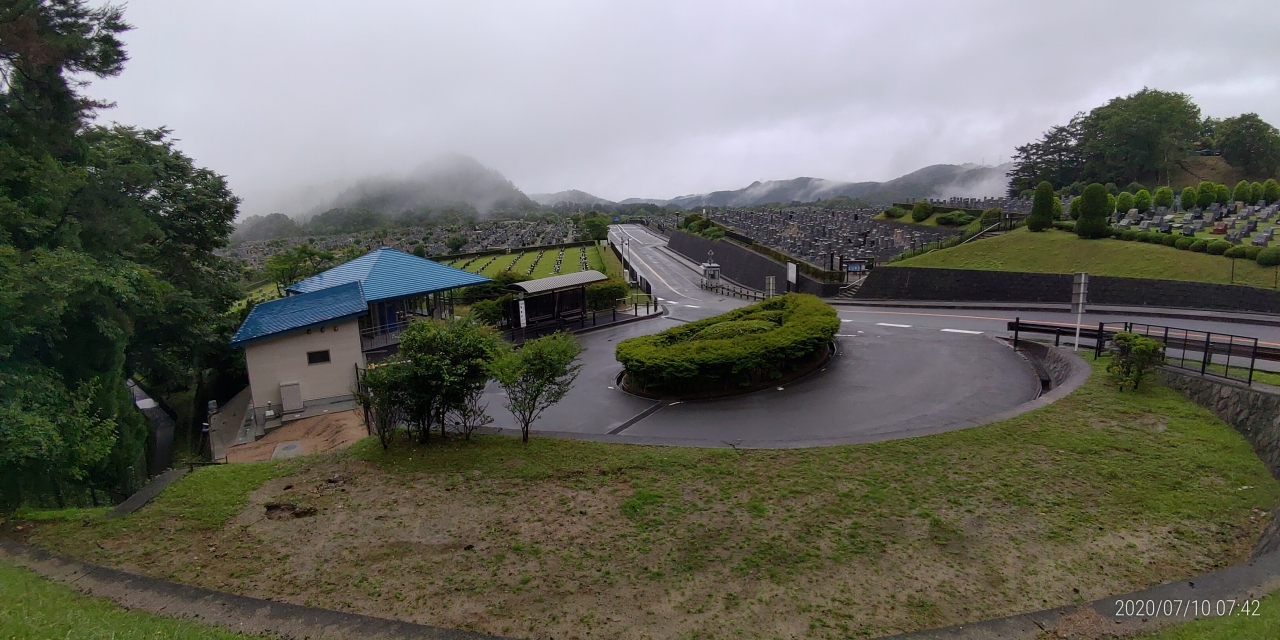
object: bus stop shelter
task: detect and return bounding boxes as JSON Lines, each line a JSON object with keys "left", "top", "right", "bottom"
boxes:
{"left": 507, "top": 270, "right": 607, "bottom": 330}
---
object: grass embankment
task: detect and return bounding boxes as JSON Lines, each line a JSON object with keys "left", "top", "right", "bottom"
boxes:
{"left": 898, "top": 227, "right": 1280, "bottom": 289}
{"left": 11, "top": 360, "right": 1278, "bottom": 639}
{"left": 0, "top": 560, "right": 260, "bottom": 639}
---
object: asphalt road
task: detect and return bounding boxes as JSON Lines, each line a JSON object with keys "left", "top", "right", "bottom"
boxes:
{"left": 476, "top": 224, "right": 1280, "bottom": 448}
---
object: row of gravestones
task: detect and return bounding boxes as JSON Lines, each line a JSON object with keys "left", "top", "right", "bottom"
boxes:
{"left": 710, "top": 207, "right": 960, "bottom": 266}
{"left": 1112, "top": 202, "right": 1278, "bottom": 246}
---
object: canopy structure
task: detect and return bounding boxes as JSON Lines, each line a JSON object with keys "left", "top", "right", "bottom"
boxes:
{"left": 506, "top": 270, "right": 608, "bottom": 329}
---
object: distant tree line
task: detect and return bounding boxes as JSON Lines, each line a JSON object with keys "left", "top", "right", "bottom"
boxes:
{"left": 1008, "top": 89, "right": 1280, "bottom": 195}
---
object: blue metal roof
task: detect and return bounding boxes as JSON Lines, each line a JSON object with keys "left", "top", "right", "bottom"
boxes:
{"left": 230, "top": 282, "right": 368, "bottom": 347}
{"left": 286, "top": 247, "right": 491, "bottom": 301}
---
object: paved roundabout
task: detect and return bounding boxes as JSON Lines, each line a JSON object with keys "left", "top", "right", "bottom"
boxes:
{"left": 478, "top": 224, "right": 1060, "bottom": 448}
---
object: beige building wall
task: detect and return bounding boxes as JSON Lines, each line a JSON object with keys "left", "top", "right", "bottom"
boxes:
{"left": 244, "top": 318, "right": 365, "bottom": 410}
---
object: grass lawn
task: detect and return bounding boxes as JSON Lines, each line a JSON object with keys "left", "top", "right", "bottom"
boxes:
{"left": 11, "top": 359, "right": 1278, "bottom": 639}
{"left": 1137, "top": 588, "right": 1279, "bottom": 639}
{"left": 898, "top": 227, "right": 1280, "bottom": 289}
{"left": 0, "top": 559, "right": 260, "bottom": 639}
{"left": 454, "top": 244, "right": 607, "bottom": 280}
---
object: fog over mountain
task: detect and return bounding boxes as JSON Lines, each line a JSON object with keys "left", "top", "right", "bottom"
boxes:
{"left": 306, "top": 155, "right": 536, "bottom": 220}
{"left": 528, "top": 189, "right": 617, "bottom": 207}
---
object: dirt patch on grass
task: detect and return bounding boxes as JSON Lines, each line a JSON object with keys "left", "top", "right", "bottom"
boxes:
{"left": 16, "top": 364, "right": 1280, "bottom": 639}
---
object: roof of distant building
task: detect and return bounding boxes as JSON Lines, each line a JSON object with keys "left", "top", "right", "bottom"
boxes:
{"left": 508, "top": 270, "right": 608, "bottom": 295}
{"left": 230, "top": 281, "right": 367, "bottom": 347}
{"left": 287, "top": 247, "right": 491, "bottom": 301}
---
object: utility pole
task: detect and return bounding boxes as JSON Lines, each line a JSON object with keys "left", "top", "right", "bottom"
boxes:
{"left": 1072, "top": 272, "right": 1089, "bottom": 352}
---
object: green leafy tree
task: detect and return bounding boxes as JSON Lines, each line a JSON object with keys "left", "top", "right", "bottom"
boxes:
{"left": 1180, "top": 186, "right": 1198, "bottom": 211}
{"left": 910, "top": 200, "right": 933, "bottom": 222}
{"left": 1233, "top": 180, "right": 1253, "bottom": 204}
{"left": 396, "top": 319, "right": 503, "bottom": 444}
{"left": 1215, "top": 113, "right": 1280, "bottom": 177}
{"left": 490, "top": 333, "right": 583, "bottom": 443}
{"left": 1114, "top": 191, "right": 1135, "bottom": 214}
{"left": 1068, "top": 197, "right": 1083, "bottom": 220}
{"left": 1124, "top": 181, "right": 1146, "bottom": 194}
{"left": 1214, "top": 183, "right": 1231, "bottom": 204}
{"left": 1133, "top": 189, "right": 1152, "bottom": 213}
{"left": 1196, "top": 181, "right": 1217, "bottom": 209}
{"left": 580, "top": 215, "right": 610, "bottom": 241}
{"left": 445, "top": 235, "right": 468, "bottom": 253}
{"left": 1152, "top": 186, "right": 1175, "bottom": 209}
{"left": 1026, "top": 181, "right": 1055, "bottom": 231}
{"left": 1106, "top": 332, "right": 1165, "bottom": 391}
{"left": 1264, "top": 179, "right": 1280, "bottom": 204}
{"left": 882, "top": 206, "right": 908, "bottom": 219}
{"left": 1075, "top": 183, "right": 1111, "bottom": 239}
{"left": 411, "top": 245, "right": 426, "bottom": 258}
{"left": 1, "top": 2, "right": 244, "bottom": 506}
{"left": 1249, "top": 182, "right": 1264, "bottom": 204}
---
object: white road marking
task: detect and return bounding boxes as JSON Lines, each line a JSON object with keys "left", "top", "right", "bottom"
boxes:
{"left": 684, "top": 305, "right": 701, "bottom": 308}
{"left": 941, "top": 328, "right": 984, "bottom": 335}
{"left": 840, "top": 319, "right": 852, "bottom": 323}
{"left": 875, "top": 322, "right": 912, "bottom": 328}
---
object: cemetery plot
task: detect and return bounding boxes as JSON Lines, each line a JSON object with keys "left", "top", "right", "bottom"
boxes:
{"left": 449, "top": 243, "right": 607, "bottom": 279}
{"left": 709, "top": 206, "right": 966, "bottom": 267}
{"left": 1113, "top": 202, "right": 1280, "bottom": 247}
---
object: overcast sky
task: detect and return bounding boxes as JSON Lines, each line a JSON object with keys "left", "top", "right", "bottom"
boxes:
{"left": 89, "top": 1, "right": 1280, "bottom": 217}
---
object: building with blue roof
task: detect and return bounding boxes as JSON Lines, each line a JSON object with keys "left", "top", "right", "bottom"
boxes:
{"left": 230, "top": 247, "right": 491, "bottom": 426}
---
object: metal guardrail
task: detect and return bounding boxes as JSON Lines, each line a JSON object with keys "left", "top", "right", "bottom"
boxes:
{"left": 698, "top": 278, "right": 765, "bottom": 300}
{"left": 1009, "top": 318, "right": 1272, "bottom": 385}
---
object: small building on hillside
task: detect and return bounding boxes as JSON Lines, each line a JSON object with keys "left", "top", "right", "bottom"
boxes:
{"left": 230, "top": 248, "right": 490, "bottom": 426}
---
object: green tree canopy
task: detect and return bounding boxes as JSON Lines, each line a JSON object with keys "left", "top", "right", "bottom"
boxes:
{"left": 1180, "top": 186, "right": 1198, "bottom": 211}
{"left": 1196, "top": 181, "right": 1217, "bottom": 209}
{"left": 1215, "top": 113, "right": 1280, "bottom": 177}
{"left": 1115, "top": 191, "right": 1135, "bottom": 214}
{"left": 1233, "top": 180, "right": 1252, "bottom": 204}
{"left": 1133, "top": 189, "right": 1152, "bottom": 213}
{"left": 1075, "top": 183, "right": 1111, "bottom": 239}
{"left": 1153, "top": 186, "right": 1175, "bottom": 210}
{"left": 1026, "top": 181, "right": 1055, "bottom": 232}
{"left": 1264, "top": 179, "right": 1280, "bottom": 204}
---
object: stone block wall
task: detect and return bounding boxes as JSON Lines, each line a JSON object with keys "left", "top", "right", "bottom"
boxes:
{"left": 1156, "top": 369, "right": 1280, "bottom": 557}
{"left": 667, "top": 231, "right": 840, "bottom": 296}
{"left": 854, "top": 266, "right": 1280, "bottom": 314}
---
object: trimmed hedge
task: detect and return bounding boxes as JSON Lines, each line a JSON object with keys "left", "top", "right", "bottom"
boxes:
{"left": 1190, "top": 239, "right": 1208, "bottom": 252}
{"left": 615, "top": 294, "right": 839, "bottom": 395}
{"left": 1245, "top": 246, "right": 1264, "bottom": 260}
{"left": 586, "top": 278, "right": 630, "bottom": 310}
{"left": 1161, "top": 234, "right": 1178, "bottom": 247}
{"left": 1224, "top": 245, "right": 1247, "bottom": 259}
{"left": 1174, "top": 237, "right": 1195, "bottom": 250}
{"left": 1206, "top": 240, "right": 1232, "bottom": 255}
{"left": 1259, "top": 247, "right": 1280, "bottom": 267}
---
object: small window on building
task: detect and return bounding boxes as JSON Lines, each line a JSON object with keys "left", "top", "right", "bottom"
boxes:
{"left": 307, "top": 350, "right": 331, "bottom": 365}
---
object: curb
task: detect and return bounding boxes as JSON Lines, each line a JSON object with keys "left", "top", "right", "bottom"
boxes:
{"left": 829, "top": 300, "right": 1280, "bottom": 327}
{"left": 0, "top": 539, "right": 508, "bottom": 640}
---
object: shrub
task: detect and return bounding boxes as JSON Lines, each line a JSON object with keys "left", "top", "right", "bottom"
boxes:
{"left": 1068, "top": 197, "right": 1082, "bottom": 220}
{"left": 1245, "top": 246, "right": 1264, "bottom": 260}
{"left": 1234, "top": 180, "right": 1253, "bottom": 204}
{"left": 1175, "top": 237, "right": 1195, "bottom": 250}
{"left": 883, "top": 206, "right": 908, "bottom": 219}
{"left": 1224, "top": 245, "right": 1247, "bottom": 259}
{"left": 1161, "top": 234, "right": 1178, "bottom": 247}
{"left": 1115, "top": 191, "right": 1135, "bottom": 214}
{"left": 615, "top": 294, "right": 839, "bottom": 396}
{"left": 1153, "top": 186, "right": 1175, "bottom": 209}
{"left": 1052, "top": 220, "right": 1076, "bottom": 232}
{"left": 1258, "top": 247, "right": 1280, "bottom": 267}
{"left": 1206, "top": 240, "right": 1232, "bottom": 255}
{"left": 1075, "top": 183, "right": 1111, "bottom": 239}
{"left": 1250, "top": 181, "right": 1264, "bottom": 204}
{"left": 1197, "top": 181, "right": 1217, "bottom": 209}
{"left": 1107, "top": 332, "right": 1165, "bottom": 391}
{"left": 911, "top": 201, "right": 934, "bottom": 222}
{"left": 1189, "top": 239, "right": 1208, "bottom": 252}
{"left": 935, "top": 211, "right": 975, "bottom": 226}
{"left": 470, "top": 296, "right": 509, "bottom": 325}
{"left": 1215, "top": 183, "right": 1231, "bottom": 204}
{"left": 1027, "top": 181, "right": 1055, "bottom": 232}
{"left": 1119, "top": 229, "right": 1137, "bottom": 241}
{"left": 1264, "top": 179, "right": 1279, "bottom": 204}
{"left": 1180, "top": 186, "right": 1198, "bottom": 211}
{"left": 1134, "top": 189, "right": 1152, "bottom": 213}
{"left": 586, "top": 278, "right": 629, "bottom": 310}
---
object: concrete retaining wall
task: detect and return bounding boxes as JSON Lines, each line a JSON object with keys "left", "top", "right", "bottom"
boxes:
{"left": 1156, "top": 369, "right": 1280, "bottom": 558}
{"left": 855, "top": 266, "right": 1280, "bottom": 314}
{"left": 667, "top": 231, "right": 841, "bottom": 297}
{"left": 1013, "top": 340, "right": 1076, "bottom": 387}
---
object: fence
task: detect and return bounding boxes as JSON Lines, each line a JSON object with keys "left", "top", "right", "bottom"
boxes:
{"left": 698, "top": 278, "right": 765, "bottom": 300}
{"left": 892, "top": 213, "right": 1025, "bottom": 262}
{"left": 608, "top": 238, "right": 655, "bottom": 296}
{"left": 1009, "top": 318, "right": 1276, "bottom": 386}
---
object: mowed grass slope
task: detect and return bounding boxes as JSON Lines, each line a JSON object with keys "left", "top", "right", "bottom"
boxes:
{"left": 898, "top": 227, "right": 1280, "bottom": 289}
{"left": 15, "top": 359, "right": 1279, "bottom": 639}
{"left": 450, "top": 244, "right": 606, "bottom": 279}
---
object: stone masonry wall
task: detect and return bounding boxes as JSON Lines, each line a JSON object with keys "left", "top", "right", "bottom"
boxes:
{"left": 1156, "top": 369, "right": 1280, "bottom": 558}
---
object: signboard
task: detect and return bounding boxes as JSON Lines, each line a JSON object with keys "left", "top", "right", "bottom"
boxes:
{"left": 613, "top": 216, "right": 619, "bottom": 222}
{"left": 1071, "top": 272, "right": 1089, "bottom": 315}
{"left": 517, "top": 298, "right": 528, "bottom": 328}
{"left": 786, "top": 262, "right": 797, "bottom": 285}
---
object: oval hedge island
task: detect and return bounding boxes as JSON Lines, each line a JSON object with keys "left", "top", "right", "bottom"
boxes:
{"left": 615, "top": 293, "right": 840, "bottom": 399}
